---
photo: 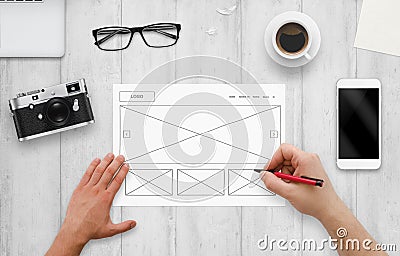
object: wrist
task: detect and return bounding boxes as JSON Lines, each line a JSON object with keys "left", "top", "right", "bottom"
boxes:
{"left": 59, "top": 221, "right": 89, "bottom": 247}
{"left": 315, "top": 195, "right": 348, "bottom": 224}
{"left": 46, "top": 224, "right": 87, "bottom": 256}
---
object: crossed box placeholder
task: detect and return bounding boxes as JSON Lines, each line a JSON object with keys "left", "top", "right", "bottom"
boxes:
{"left": 228, "top": 169, "right": 275, "bottom": 196}
{"left": 125, "top": 169, "right": 173, "bottom": 196}
{"left": 122, "top": 104, "right": 279, "bottom": 197}
{"left": 177, "top": 169, "right": 225, "bottom": 196}
{"left": 125, "top": 168, "right": 275, "bottom": 197}
{"left": 121, "top": 105, "right": 280, "bottom": 163}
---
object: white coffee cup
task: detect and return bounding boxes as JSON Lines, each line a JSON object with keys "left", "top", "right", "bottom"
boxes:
{"left": 272, "top": 19, "right": 312, "bottom": 60}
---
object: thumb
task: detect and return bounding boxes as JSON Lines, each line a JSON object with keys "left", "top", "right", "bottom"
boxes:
{"left": 261, "top": 171, "right": 292, "bottom": 199}
{"left": 108, "top": 220, "right": 136, "bottom": 236}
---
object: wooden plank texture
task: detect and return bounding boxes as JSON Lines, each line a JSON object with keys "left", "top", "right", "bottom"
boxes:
{"left": 60, "top": 1, "right": 122, "bottom": 256}
{"left": 302, "top": 0, "right": 358, "bottom": 255}
{"left": 240, "top": 0, "right": 303, "bottom": 255}
{"left": 0, "top": 59, "right": 61, "bottom": 255}
{"left": 356, "top": 0, "right": 400, "bottom": 250}
{"left": 1, "top": 1, "right": 400, "bottom": 256}
{"left": 175, "top": 1, "right": 242, "bottom": 256}
{"left": 121, "top": 1, "right": 177, "bottom": 255}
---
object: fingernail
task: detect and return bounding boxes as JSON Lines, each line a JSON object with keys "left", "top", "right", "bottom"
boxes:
{"left": 130, "top": 221, "right": 137, "bottom": 229}
{"left": 117, "top": 155, "right": 125, "bottom": 161}
{"left": 124, "top": 163, "right": 130, "bottom": 169}
{"left": 94, "top": 158, "right": 101, "bottom": 163}
{"left": 107, "top": 153, "right": 114, "bottom": 158}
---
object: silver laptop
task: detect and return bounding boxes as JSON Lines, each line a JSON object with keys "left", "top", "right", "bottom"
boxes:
{"left": 0, "top": 0, "right": 65, "bottom": 57}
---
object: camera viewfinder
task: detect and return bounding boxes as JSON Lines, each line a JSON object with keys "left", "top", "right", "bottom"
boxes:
{"left": 67, "top": 82, "right": 81, "bottom": 94}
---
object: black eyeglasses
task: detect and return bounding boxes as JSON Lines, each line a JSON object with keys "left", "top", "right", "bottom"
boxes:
{"left": 92, "top": 23, "right": 181, "bottom": 51}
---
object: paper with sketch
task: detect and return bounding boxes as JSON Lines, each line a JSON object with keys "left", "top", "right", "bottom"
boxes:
{"left": 112, "top": 83, "right": 285, "bottom": 206}
{"left": 355, "top": 0, "right": 400, "bottom": 56}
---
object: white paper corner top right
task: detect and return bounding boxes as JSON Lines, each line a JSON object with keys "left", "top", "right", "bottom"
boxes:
{"left": 355, "top": 0, "right": 400, "bottom": 56}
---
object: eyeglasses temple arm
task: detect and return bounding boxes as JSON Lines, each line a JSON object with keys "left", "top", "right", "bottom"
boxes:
{"left": 151, "top": 29, "right": 177, "bottom": 39}
{"left": 142, "top": 25, "right": 178, "bottom": 39}
{"left": 95, "top": 29, "right": 128, "bottom": 46}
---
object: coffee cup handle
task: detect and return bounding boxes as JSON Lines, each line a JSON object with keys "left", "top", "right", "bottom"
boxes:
{"left": 304, "top": 52, "right": 312, "bottom": 60}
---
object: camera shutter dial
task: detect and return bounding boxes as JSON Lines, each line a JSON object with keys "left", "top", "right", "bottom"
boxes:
{"left": 44, "top": 98, "right": 71, "bottom": 126}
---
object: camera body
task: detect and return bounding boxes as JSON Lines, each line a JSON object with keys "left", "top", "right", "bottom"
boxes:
{"left": 9, "top": 79, "right": 95, "bottom": 141}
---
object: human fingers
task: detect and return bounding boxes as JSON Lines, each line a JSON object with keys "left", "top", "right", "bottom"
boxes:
{"left": 107, "top": 163, "right": 129, "bottom": 195}
{"left": 88, "top": 153, "right": 114, "bottom": 186}
{"left": 97, "top": 155, "right": 125, "bottom": 189}
{"left": 261, "top": 171, "right": 293, "bottom": 199}
{"left": 78, "top": 158, "right": 101, "bottom": 187}
{"left": 267, "top": 144, "right": 300, "bottom": 170}
{"left": 106, "top": 220, "right": 136, "bottom": 237}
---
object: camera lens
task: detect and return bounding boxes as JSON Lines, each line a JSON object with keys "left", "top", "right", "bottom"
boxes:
{"left": 48, "top": 102, "right": 69, "bottom": 122}
{"left": 44, "top": 98, "right": 71, "bottom": 126}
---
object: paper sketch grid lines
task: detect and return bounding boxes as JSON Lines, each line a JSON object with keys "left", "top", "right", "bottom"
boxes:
{"left": 228, "top": 169, "right": 276, "bottom": 196}
{"left": 177, "top": 169, "right": 225, "bottom": 196}
{"left": 113, "top": 83, "right": 286, "bottom": 206}
{"left": 125, "top": 169, "right": 173, "bottom": 196}
{"left": 120, "top": 105, "right": 281, "bottom": 163}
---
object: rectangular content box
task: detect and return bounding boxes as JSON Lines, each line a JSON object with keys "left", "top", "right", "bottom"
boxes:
{"left": 228, "top": 169, "right": 275, "bottom": 196}
{"left": 177, "top": 169, "right": 225, "bottom": 196}
{"left": 125, "top": 169, "right": 173, "bottom": 196}
{"left": 119, "top": 91, "right": 155, "bottom": 102}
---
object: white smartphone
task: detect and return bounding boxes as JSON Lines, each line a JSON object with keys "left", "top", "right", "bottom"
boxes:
{"left": 336, "top": 79, "right": 381, "bottom": 169}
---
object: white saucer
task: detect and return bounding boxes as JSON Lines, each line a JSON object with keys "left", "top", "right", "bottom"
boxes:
{"left": 264, "top": 11, "right": 321, "bottom": 68}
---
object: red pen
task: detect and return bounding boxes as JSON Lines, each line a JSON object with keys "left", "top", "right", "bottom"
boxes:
{"left": 254, "top": 169, "right": 324, "bottom": 187}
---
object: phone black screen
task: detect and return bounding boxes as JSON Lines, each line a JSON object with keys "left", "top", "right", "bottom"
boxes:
{"left": 339, "top": 88, "right": 379, "bottom": 159}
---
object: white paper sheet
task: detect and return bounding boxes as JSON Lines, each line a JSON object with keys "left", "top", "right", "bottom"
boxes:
{"left": 355, "top": 0, "right": 400, "bottom": 56}
{"left": 113, "top": 83, "right": 286, "bottom": 206}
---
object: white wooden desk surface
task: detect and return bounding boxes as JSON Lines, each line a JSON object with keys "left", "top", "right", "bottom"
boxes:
{"left": 1, "top": 1, "right": 399, "bottom": 255}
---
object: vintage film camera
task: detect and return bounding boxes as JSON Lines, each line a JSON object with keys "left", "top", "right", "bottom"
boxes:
{"left": 9, "top": 79, "right": 95, "bottom": 141}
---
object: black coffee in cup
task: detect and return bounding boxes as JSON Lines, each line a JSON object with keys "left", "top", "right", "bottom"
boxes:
{"left": 276, "top": 22, "right": 309, "bottom": 55}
